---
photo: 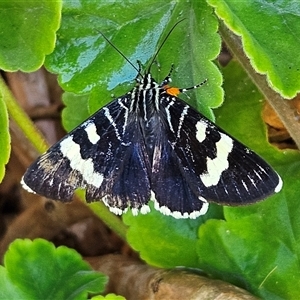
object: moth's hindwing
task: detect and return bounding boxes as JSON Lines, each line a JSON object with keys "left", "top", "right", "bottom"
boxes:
{"left": 22, "top": 73, "right": 282, "bottom": 219}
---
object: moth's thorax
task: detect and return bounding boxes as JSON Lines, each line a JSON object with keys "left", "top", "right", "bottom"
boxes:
{"left": 130, "top": 74, "right": 163, "bottom": 120}
{"left": 129, "top": 74, "right": 164, "bottom": 161}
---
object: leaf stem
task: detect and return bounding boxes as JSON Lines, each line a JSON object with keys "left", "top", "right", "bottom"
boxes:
{"left": 219, "top": 21, "right": 300, "bottom": 149}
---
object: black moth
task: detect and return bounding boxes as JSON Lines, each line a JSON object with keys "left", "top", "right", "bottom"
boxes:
{"left": 22, "top": 26, "right": 282, "bottom": 219}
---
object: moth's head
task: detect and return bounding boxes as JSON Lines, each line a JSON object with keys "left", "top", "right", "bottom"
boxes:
{"left": 135, "top": 72, "right": 160, "bottom": 90}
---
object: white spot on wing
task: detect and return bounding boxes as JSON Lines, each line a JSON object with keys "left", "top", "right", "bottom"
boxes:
{"left": 60, "top": 136, "right": 103, "bottom": 188}
{"left": 118, "top": 98, "right": 129, "bottom": 134}
{"left": 130, "top": 205, "right": 151, "bottom": 216}
{"left": 140, "top": 205, "right": 151, "bottom": 214}
{"left": 131, "top": 204, "right": 150, "bottom": 216}
{"left": 154, "top": 87, "right": 160, "bottom": 110}
{"left": 200, "top": 133, "right": 233, "bottom": 187}
{"left": 20, "top": 177, "right": 36, "bottom": 194}
{"left": 196, "top": 120, "right": 207, "bottom": 143}
{"left": 103, "top": 107, "right": 121, "bottom": 140}
{"left": 165, "top": 100, "right": 175, "bottom": 132}
{"left": 84, "top": 122, "right": 100, "bottom": 144}
{"left": 253, "top": 170, "right": 263, "bottom": 181}
{"left": 102, "top": 196, "right": 150, "bottom": 216}
{"left": 248, "top": 175, "right": 257, "bottom": 188}
{"left": 177, "top": 106, "right": 188, "bottom": 138}
{"left": 109, "top": 206, "right": 125, "bottom": 215}
{"left": 275, "top": 174, "right": 283, "bottom": 193}
{"left": 102, "top": 196, "right": 127, "bottom": 215}
{"left": 151, "top": 191, "right": 209, "bottom": 219}
{"left": 131, "top": 208, "right": 139, "bottom": 216}
{"left": 241, "top": 180, "right": 249, "bottom": 192}
{"left": 143, "top": 89, "right": 147, "bottom": 121}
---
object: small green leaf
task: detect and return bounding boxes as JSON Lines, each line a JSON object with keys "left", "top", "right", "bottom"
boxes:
{"left": 208, "top": 0, "right": 300, "bottom": 98}
{"left": 91, "top": 293, "right": 126, "bottom": 300}
{"left": 62, "top": 92, "right": 90, "bottom": 132}
{"left": 0, "top": 91, "right": 10, "bottom": 183}
{"left": 0, "top": 239, "right": 107, "bottom": 300}
{"left": 0, "top": 1, "right": 62, "bottom": 71}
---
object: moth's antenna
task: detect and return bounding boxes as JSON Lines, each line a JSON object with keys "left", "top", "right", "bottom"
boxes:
{"left": 99, "top": 31, "right": 142, "bottom": 76}
{"left": 147, "top": 19, "right": 186, "bottom": 73}
{"left": 99, "top": 19, "right": 185, "bottom": 77}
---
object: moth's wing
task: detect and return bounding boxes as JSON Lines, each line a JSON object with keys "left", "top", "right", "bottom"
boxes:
{"left": 151, "top": 126, "right": 209, "bottom": 219}
{"left": 22, "top": 95, "right": 152, "bottom": 214}
{"left": 96, "top": 119, "right": 152, "bottom": 214}
{"left": 151, "top": 95, "right": 282, "bottom": 217}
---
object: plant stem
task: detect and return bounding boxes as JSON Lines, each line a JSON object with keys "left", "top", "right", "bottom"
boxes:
{"left": 219, "top": 21, "right": 300, "bottom": 149}
{"left": 90, "top": 202, "right": 128, "bottom": 240}
{"left": 0, "top": 75, "right": 49, "bottom": 153}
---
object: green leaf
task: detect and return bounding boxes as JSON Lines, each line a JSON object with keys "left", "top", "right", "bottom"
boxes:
{"left": 45, "top": 0, "right": 222, "bottom": 121}
{"left": 123, "top": 202, "right": 223, "bottom": 268}
{"left": 0, "top": 91, "right": 10, "bottom": 183}
{"left": 0, "top": 239, "right": 107, "bottom": 300}
{"left": 0, "top": 1, "right": 62, "bottom": 72}
{"left": 91, "top": 293, "right": 126, "bottom": 300}
{"left": 208, "top": 0, "right": 300, "bottom": 99}
{"left": 62, "top": 92, "right": 90, "bottom": 131}
{"left": 197, "top": 61, "right": 300, "bottom": 299}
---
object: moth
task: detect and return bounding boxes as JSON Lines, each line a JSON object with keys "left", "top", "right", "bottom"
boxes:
{"left": 22, "top": 25, "right": 282, "bottom": 219}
